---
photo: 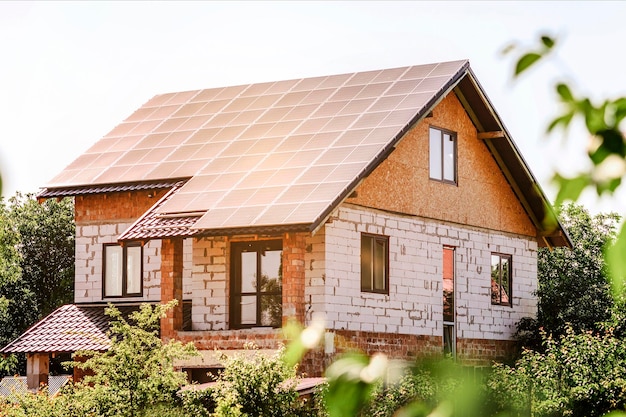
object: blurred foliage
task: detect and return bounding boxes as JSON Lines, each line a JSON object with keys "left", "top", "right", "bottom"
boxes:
{"left": 504, "top": 34, "right": 626, "bottom": 298}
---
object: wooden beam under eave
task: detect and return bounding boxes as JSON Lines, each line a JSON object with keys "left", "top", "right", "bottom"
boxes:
{"left": 478, "top": 131, "right": 505, "bottom": 140}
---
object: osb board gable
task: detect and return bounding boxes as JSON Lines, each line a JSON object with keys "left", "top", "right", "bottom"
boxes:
{"left": 75, "top": 189, "right": 168, "bottom": 224}
{"left": 347, "top": 92, "right": 536, "bottom": 237}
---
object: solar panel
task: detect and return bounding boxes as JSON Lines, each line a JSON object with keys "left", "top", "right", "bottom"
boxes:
{"left": 46, "top": 60, "right": 470, "bottom": 232}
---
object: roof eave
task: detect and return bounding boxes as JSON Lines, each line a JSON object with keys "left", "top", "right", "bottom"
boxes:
{"left": 454, "top": 69, "right": 572, "bottom": 249}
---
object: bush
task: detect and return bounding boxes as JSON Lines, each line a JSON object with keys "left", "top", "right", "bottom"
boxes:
{"left": 211, "top": 345, "right": 306, "bottom": 417}
{"left": 488, "top": 327, "right": 626, "bottom": 417}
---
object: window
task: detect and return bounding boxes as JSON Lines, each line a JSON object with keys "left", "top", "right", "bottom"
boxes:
{"left": 443, "top": 246, "right": 456, "bottom": 356}
{"left": 103, "top": 243, "right": 142, "bottom": 298}
{"left": 429, "top": 127, "right": 457, "bottom": 184}
{"left": 230, "top": 240, "right": 282, "bottom": 329}
{"left": 491, "top": 254, "right": 512, "bottom": 306}
{"left": 361, "top": 234, "right": 388, "bottom": 293}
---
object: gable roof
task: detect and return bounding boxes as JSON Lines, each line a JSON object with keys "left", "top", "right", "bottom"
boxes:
{"left": 40, "top": 60, "right": 570, "bottom": 247}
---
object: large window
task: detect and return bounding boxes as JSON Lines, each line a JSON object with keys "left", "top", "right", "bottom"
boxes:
{"left": 429, "top": 127, "right": 457, "bottom": 184}
{"left": 491, "top": 253, "right": 512, "bottom": 306}
{"left": 230, "top": 240, "right": 283, "bottom": 329}
{"left": 103, "top": 243, "right": 143, "bottom": 298}
{"left": 361, "top": 233, "right": 389, "bottom": 294}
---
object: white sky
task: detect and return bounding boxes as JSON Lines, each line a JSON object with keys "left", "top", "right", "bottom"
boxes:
{"left": 1, "top": 1, "right": 625, "bottom": 214}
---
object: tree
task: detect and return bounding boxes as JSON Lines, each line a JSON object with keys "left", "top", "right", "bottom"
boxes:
{"left": 0, "top": 198, "right": 38, "bottom": 375}
{"left": 517, "top": 204, "right": 620, "bottom": 349}
{"left": 8, "top": 193, "right": 74, "bottom": 317}
{"left": 70, "top": 302, "right": 197, "bottom": 417}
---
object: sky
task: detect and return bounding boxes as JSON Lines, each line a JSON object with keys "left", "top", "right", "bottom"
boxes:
{"left": 1, "top": 1, "right": 625, "bottom": 214}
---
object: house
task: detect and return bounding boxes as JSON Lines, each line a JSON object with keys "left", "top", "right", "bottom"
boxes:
{"left": 1, "top": 60, "right": 570, "bottom": 389}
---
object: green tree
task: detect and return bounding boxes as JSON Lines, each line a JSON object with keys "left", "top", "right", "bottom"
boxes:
{"left": 517, "top": 204, "right": 620, "bottom": 349}
{"left": 0, "top": 199, "right": 37, "bottom": 375}
{"left": 8, "top": 193, "right": 74, "bottom": 317}
{"left": 70, "top": 302, "right": 197, "bottom": 417}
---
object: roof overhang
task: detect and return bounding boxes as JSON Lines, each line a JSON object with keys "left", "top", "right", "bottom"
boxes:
{"left": 453, "top": 69, "right": 571, "bottom": 249}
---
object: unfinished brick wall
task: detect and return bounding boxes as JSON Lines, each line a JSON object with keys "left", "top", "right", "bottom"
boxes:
{"left": 283, "top": 232, "right": 307, "bottom": 324}
{"left": 161, "top": 238, "right": 184, "bottom": 341}
{"left": 73, "top": 191, "right": 192, "bottom": 304}
{"left": 319, "top": 204, "right": 537, "bottom": 342}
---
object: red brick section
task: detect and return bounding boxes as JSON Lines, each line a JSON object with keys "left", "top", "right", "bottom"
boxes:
{"left": 74, "top": 190, "right": 167, "bottom": 224}
{"left": 282, "top": 232, "right": 307, "bottom": 325}
{"left": 456, "top": 338, "right": 517, "bottom": 366}
{"left": 161, "top": 238, "right": 184, "bottom": 342}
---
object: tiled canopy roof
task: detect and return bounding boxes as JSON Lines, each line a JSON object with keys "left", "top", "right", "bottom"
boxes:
{"left": 0, "top": 305, "right": 112, "bottom": 354}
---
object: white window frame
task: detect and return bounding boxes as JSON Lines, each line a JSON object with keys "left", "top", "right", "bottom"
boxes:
{"left": 103, "top": 243, "right": 143, "bottom": 298}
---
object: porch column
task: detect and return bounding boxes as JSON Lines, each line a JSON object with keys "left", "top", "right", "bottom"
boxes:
{"left": 161, "top": 238, "right": 184, "bottom": 342}
{"left": 26, "top": 353, "right": 48, "bottom": 390}
{"left": 282, "top": 232, "right": 307, "bottom": 325}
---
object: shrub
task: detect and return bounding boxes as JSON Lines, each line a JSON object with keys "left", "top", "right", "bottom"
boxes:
{"left": 488, "top": 327, "right": 626, "bottom": 417}
{"left": 211, "top": 345, "right": 306, "bottom": 417}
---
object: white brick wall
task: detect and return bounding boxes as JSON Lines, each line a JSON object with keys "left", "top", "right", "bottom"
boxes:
{"left": 74, "top": 223, "right": 192, "bottom": 303}
{"left": 190, "top": 237, "right": 228, "bottom": 330}
{"left": 317, "top": 204, "right": 537, "bottom": 341}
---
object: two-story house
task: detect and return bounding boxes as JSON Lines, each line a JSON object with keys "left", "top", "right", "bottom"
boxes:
{"left": 1, "top": 60, "right": 570, "bottom": 389}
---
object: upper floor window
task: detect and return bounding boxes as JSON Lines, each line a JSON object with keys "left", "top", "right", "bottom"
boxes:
{"left": 491, "top": 253, "right": 512, "bottom": 306}
{"left": 429, "top": 127, "right": 457, "bottom": 184}
{"left": 230, "top": 240, "right": 283, "bottom": 329}
{"left": 361, "top": 233, "right": 389, "bottom": 294}
{"left": 103, "top": 243, "right": 142, "bottom": 298}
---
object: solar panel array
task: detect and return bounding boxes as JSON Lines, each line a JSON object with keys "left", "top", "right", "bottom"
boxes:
{"left": 48, "top": 60, "right": 468, "bottom": 232}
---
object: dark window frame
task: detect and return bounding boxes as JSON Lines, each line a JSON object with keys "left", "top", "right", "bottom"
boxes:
{"left": 230, "top": 239, "right": 283, "bottom": 330}
{"left": 490, "top": 253, "right": 512, "bottom": 307}
{"left": 429, "top": 126, "right": 458, "bottom": 185}
{"left": 102, "top": 243, "right": 143, "bottom": 298}
{"left": 360, "top": 233, "right": 389, "bottom": 294}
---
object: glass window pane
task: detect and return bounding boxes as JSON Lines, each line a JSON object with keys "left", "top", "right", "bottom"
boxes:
{"left": 241, "top": 252, "right": 257, "bottom": 293}
{"left": 261, "top": 250, "right": 282, "bottom": 293}
{"left": 126, "top": 246, "right": 142, "bottom": 295}
{"left": 105, "top": 246, "right": 123, "bottom": 297}
{"left": 501, "top": 257, "right": 510, "bottom": 305}
{"left": 374, "top": 239, "right": 386, "bottom": 290}
{"left": 443, "top": 247, "right": 454, "bottom": 322}
{"left": 443, "top": 324, "right": 454, "bottom": 356}
{"left": 443, "top": 133, "right": 455, "bottom": 182}
{"left": 240, "top": 295, "right": 257, "bottom": 325}
{"left": 491, "top": 255, "right": 500, "bottom": 304}
{"left": 261, "top": 294, "right": 282, "bottom": 327}
{"left": 429, "top": 128, "right": 442, "bottom": 180}
{"left": 361, "top": 236, "right": 372, "bottom": 290}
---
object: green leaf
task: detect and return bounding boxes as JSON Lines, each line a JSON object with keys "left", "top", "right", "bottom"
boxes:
{"left": 547, "top": 111, "right": 574, "bottom": 133}
{"left": 556, "top": 83, "right": 574, "bottom": 102}
{"left": 515, "top": 52, "right": 542, "bottom": 76}
{"left": 553, "top": 174, "right": 591, "bottom": 205}
{"left": 541, "top": 35, "right": 556, "bottom": 49}
{"left": 606, "top": 224, "right": 626, "bottom": 298}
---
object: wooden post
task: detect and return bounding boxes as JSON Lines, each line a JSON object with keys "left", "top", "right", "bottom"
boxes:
{"left": 26, "top": 353, "right": 49, "bottom": 390}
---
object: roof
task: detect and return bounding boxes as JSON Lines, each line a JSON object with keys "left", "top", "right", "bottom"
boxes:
{"left": 40, "top": 60, "right": 570, "bottom": 247}
{"left": 0, "top": 302, "right": 192, "bottom": 354}
{"left": 0, "top": 304, "right": 112, "bottom": 354}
